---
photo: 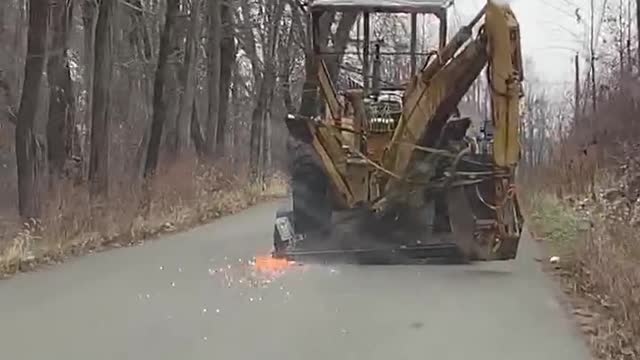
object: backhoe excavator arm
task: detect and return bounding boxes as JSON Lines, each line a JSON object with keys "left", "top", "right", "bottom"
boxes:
{"left": 485, "top": 2, "right": 524, "bottom": 168}
{"left": 380, "top": 0, "right": 524, "bottom": 205}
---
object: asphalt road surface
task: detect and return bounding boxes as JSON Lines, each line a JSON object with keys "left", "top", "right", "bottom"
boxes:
{"left": 0, "top": 201, "right": 592, "bottom": 360}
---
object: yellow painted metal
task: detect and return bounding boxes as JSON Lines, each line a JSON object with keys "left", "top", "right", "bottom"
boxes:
{"left": 383, "top": 37, "right": 488, "bottom": 193}
{"left": 485, "top": 1, "right": 524, "bottom": 168}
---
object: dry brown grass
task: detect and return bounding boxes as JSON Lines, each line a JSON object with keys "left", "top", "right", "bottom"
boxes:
{"left": 0, "top": 159, "right": 288, "bottom": 277}
{"left": 572, "top": 221, "right": 640, "bottom": 358}
{"left": 522, "top": 79, "right": 640, "bottom": 359}
{"left": 527, "top": 190, "right": 640, "bottom": 359}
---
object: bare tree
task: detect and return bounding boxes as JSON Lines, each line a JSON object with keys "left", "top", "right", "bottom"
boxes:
{"left": 47, "top": 0, "right": 75, "bottom": 183}
{"left": 298, "top": 11, "right": 334, "bottom": 117}
{"left": 89, "top": 0, "right": 115, "bottom": 198}
{"left": 144, "top": 0, "right": 180, "bottom": 178}
{"left": 129, "top": 0, "right": 153, "bottom": 62}
{"left": 636, "top": 0, "right": 640, "bottom": 65}
{"left": 215, "top": 1, "right": 236, "bottom": 157}
{"left": 81, "top": 0, "right": 96, "bottom": 164}
{"left": 244, "top": 0, "right": 286, "bottom": 181}
{"left": 190, "top": 98, "right": 206, "bottom": 157}
{"left": 16, "top": 0, "right": 48, "bottom": 218}
{"left": 325, "top": 12, "right": 359, "bottom": 82}
{"left": 205, "top": 0, "right": 222, "bottom": 158}
{"left": 278, "top": 17, "right": 298, "bottom": 114}
{"left": 174, "top": 0, "right": 202, "bottom": 159}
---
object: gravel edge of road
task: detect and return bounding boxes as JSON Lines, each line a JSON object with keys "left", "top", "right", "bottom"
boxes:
{"left": 529, "top": 228, "right": 599, "bottom": 360}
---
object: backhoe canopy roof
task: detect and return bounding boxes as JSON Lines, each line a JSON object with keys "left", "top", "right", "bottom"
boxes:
{"left": 310, "top": 0, "right": 453, "bottom": 13}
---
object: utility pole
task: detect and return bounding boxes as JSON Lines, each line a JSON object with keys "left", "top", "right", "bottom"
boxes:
{"left": 628, "top": 0, "right": 632, "bottom": 71}
{"left": 618, "top": 0, "right": 624, "bottom": 77}
{"left": 574, "top": 53, "right": 581, "bottom": 124}
{"left": 637, "top": 0, "right": 640, "bottom": 67}
{"left": 590, "top": 0, "right": 597, "bottom": 113}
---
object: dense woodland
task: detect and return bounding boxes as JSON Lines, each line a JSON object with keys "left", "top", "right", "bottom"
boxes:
{"left": 0, "top": 0, "right": 330, "bottom": 223}
{"left": 0, "top": 0, "right": 448, "bottom": 231}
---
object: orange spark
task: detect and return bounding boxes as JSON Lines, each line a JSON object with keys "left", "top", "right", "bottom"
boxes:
{"left": 254, "top": 255, "right": 294, "bottom": 274}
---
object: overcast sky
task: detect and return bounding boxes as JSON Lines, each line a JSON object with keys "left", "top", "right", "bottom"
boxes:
{"left": 452, "top": 0, "right": 588, "bottom": 90}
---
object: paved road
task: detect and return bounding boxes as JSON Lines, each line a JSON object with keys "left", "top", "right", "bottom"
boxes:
{"left": 0, "top": 201, "right": 591, "bottom": 360}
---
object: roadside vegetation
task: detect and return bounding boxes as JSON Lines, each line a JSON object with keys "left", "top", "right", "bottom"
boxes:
{"left": 517, "top": 1, "right": 640, "bottom": 356}
{"left": 525, "top": 193, "right": 585, "bottom": 258}
{"left": 1, "top": 0, "right": 321, "bottom": 277}
{"left": 524, "top": 163, "right": 640, "bottom": 359}
{"left": 0, "top": 165, "right": 288, "bottom": 276}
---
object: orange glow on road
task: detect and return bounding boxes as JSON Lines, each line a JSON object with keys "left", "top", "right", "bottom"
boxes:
{"left": 254, "top": 255, "right": 295, "bottom": 274}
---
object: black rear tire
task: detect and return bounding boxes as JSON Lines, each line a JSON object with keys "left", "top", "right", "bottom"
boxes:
{"left": 288, "top": 137, "right": 332, "bottom": 236}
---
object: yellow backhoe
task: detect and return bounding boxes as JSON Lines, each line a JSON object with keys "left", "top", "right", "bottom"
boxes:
{"left": 272, "top": 0, "right": 524, "bottom": 264}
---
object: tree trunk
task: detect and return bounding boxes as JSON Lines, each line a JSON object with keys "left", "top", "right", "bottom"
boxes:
{"left": 325, "top": 12, "right": 358, "bottom": 82}
{"left": 14, "top": 1, "right": 26, "bottom": 92}
{"left": 174, "top": 0, "right": 201, "bottom": 159}
{"left": 230, "top": 65, "right": 241, "bottom": 165}
{"left": 205, "top": 0, "right": 221, "bottom": 158}
{"left": 190, "top": 97, "right": 205, "bottom": 157}
{"left": 261, "top": 11, "right": 282, "bottom": 178}
{"left": 89, "top": 0, "right": 114, "bottom": 198}
{"left": 247, "top": 0, "right": 285, "bottom": 181}
{"left": 249, "top": 81, "right": 266, "bottom": 180}
{"left": 82, "top": 0, "right": 96, "bottom": 174}
{"left": 159, "top": 18, "right": 182, "bottom": 160}
{"left": 144, "top": 0, "right": 179, "bottom": 178}
{"left": 278, "top": 20, "right": 296, "bottom": 114}
{"left": 47, "top": 0, "right": 75, "bottom": 183}
{"left": 298, "top": 54, "right": 319, "bottom": 118}
{"left": 215, "top": 2, "right": 235, "bottom": 158}
{"left": 263, "top": 95, "right": 273, "bottom": 175}
{"left": 16, "top": 0, "right": 48, "bottom": 219}
{"left": 130, "top": 0, "right": 153, "bottom": 62}
{"left": 243, "top": 1, "right": 284, "bottom": 181}
{"left": 298, "top": 12, "right": 334, "bottom": 117}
